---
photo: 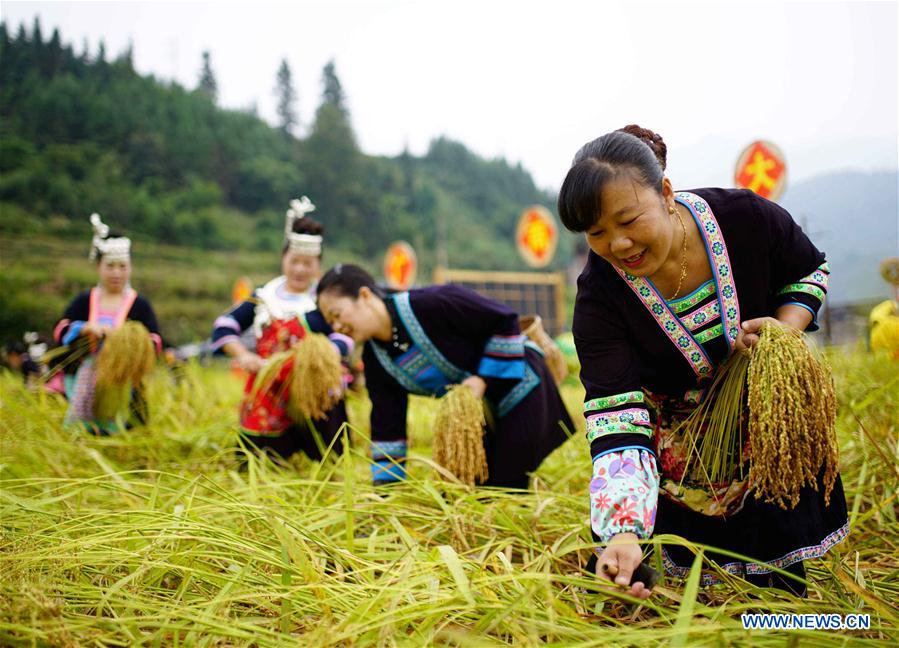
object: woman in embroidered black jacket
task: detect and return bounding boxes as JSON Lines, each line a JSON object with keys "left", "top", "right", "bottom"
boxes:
{"left": 560, "top": 126, "right": 847, "bottom": 598}
{"left": 316, "top": 264, "right": 574, "bottom": 488}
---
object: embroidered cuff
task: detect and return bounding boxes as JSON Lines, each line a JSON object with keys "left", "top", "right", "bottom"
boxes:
{"left": 586, "top": 408, "right": 652, "bottom": 443}
{"left": 776, "top": 262, "right": 829, "bottom": 329}
{"left": 62, "top": 321, "right": 86, "bottom": 346}
{"left": 478, "top": 334, "right": 526, "bottom": 380}
{"left": 584, "top": 390, "right": 644, "bottom": 413}
{"left": 584, "top": 391, "right": 653, "bottom": 444}
{"left": 590, "top": 449, "right": 659, "bottom": 543}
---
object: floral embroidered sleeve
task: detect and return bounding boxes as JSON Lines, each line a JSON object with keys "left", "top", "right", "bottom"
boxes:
{"left": 585, "top": 392, "right": 660, "bottom": 541}
{"left": 573, "top": 268, "right": 660, "bottom": 544}
{"left": 591, "top": 448, "right": 659, "bottom": 541}
{"left": 775, "top": 261, "right": 829, "bottom": 330}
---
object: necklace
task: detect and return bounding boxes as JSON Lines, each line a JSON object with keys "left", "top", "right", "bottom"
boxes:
{"left": 668, "top": 207, "right": 688, "bottom": 300}
{"left": 390, "top": 325, "right": 409, "bottom": 351}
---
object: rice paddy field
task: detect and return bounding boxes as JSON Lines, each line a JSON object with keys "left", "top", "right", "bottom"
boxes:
{"left": 1, "top": 347, "right": 897, "bottom": 646}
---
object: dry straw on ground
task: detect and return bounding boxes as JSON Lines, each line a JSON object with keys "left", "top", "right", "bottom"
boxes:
{"left": 1, "top": 348, "right": 896, "bottom": 646}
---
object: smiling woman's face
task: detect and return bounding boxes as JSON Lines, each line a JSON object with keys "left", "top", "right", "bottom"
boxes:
{"left": 585, "top": 173, "right": 676, "bottom": 277}
{"left": 282, "top": 250, "right": 320, "bottom": 293}
{"left": 317, "top": 287, "right": 384, "bottom": 344}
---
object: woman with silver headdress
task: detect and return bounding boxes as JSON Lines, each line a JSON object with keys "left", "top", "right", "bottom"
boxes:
{"left": 53, "top": 214, "right": 163, "bottom": 433}
{"left": 210, "top": 197, "right": 352, "bottom": 461}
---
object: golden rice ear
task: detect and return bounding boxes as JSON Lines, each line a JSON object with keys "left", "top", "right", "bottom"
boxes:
{"left": 288, "top": 333, "right": 343, "bottom": 421}
{"left": 432, "top": 385, "right": 489, "bottom": 486}
{"left": 747, "top": 324, "right": 838, "bottom": 509}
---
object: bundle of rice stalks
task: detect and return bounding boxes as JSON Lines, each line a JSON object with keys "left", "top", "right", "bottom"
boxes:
{"left": 96, "top": 322, "right": 156, "bottom": 386}
{"left": 94, "top": 321, "right": 156, "bottom": 420}
{"left": 251, "top": 333, "right": 343, "bottom": 421}
{"left": 678, "top": 350, "right": 751, "bottom": 485}
{"left": 433, "top": 385, "right": 489, "bottom": 486}
{"left": 748, "top": 323, "right": 838, "bottom": 509}
{"left": 678, "top": 324, "right": 838, "bottom": 509}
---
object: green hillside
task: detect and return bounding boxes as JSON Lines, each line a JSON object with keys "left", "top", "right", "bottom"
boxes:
{"left": 0, "top": 20, "right": 573, "bottom": 344}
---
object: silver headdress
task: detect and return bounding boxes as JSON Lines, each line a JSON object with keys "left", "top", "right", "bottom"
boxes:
{"left": 89, "top": 213, "right": 131, "bottom": 262}
{"left": 284, "top": 196, "right": 323, "bottom": 256}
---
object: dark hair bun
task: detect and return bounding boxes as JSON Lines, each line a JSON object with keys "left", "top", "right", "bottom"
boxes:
{"left": 617, "top": 124, "right": 667, "bottom": 171}
{"left": 292, "top": 216, "right": 324, "bottom": 236}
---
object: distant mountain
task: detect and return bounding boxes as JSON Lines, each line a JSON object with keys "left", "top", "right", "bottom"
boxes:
{"left": 780, "top": 170, "right": 897, "bottom": 306}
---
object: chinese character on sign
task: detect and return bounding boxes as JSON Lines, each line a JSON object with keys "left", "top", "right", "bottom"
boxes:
{"left": 734, "top": 140, "right": 787, "bottom": 201}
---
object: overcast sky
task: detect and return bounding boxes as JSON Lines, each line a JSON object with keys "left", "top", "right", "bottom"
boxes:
{"left": 2, "top": 0, "right": 897, "bottom": 193}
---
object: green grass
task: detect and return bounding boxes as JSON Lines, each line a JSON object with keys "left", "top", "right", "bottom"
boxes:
{"left": 0, "top": 348, "right": 897, "bottom": 646}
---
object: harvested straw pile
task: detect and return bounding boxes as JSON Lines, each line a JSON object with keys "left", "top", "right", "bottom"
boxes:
{"left": 0, "top": 349, "right": 896, "bottom": 644}
{"left": 433, "top": 385, "right": 489, "bottom": 486}
{"left": 94, "top": 321, "right": 155, "bottom": 420}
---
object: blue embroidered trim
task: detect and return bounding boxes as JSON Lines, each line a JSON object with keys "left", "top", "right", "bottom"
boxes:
{"left": 371, "top": 439, "right": 407, "bottom": 461}
{"left": 393, "top": 292, "right": 469, "bottom": 383}
{"left": 660, "top": 520, "right": 849, "bottom": 585}
{"left": 370, "top": 343, "right": 431, "bottom": 395}
{"left": 483, "top": 334, "right": 526, "bottom": 358}
{"left": 477, "top": 356, "right": 525, "bottom": 380}
{"left": 497, "top": 363, "right": 540, "bottom": 417}
{"left": 667, "top": 279, "right": 715, "bottom": 308}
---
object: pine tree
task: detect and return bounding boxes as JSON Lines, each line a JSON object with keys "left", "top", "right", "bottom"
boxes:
{"left": 302, "top": 60, "right": 364, "bottom": 247}
{"left": 45, "top": 28, "right": 63, "bottom": 76}
{"left": 119, "top": 39, "right": 134, "bottom": 71}
{"left": 321, "top": 59, "right": 346, "bottom": 114}
{"left": 274, "top": 58, "right": 298, "bottom": 136}
{"left": 31, "top": 17, "right": 43, "bottom": 46}
{"left": 198, "top": 50, "right": 217, "bottom": 102}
